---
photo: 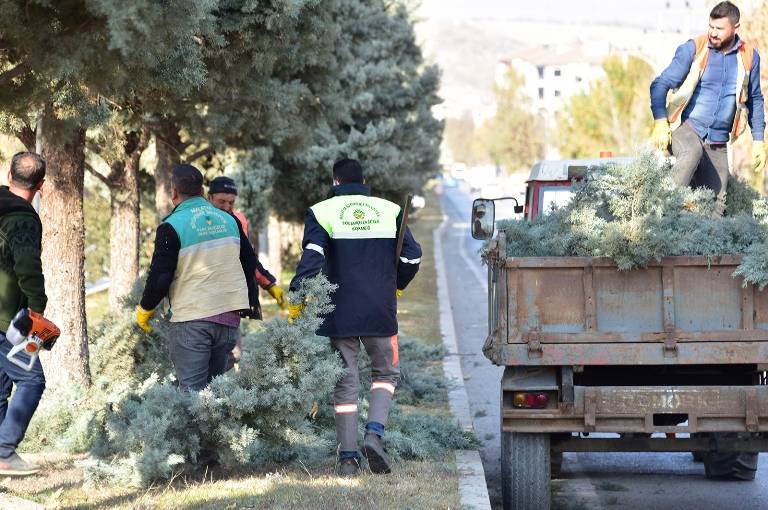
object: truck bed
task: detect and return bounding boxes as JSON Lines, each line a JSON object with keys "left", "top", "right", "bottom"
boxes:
{"left": 484, "top": 236, "right": 768, "bottom": 367}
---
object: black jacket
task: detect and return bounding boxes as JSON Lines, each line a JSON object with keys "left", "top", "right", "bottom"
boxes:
{"left": 290, "top": 183, "right": 421, "bottom": 337}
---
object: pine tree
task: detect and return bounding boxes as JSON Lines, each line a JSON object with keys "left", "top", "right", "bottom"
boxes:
{"left": 271, "top": 0, "right": 443, "bottom": 221}
{"left": 0, "top": 0, "right": 215, "bottom": 383}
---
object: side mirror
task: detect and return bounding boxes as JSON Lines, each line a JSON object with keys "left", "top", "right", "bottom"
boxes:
{"left": 514, "top": 205, "right": 524, "bottom": 214}
{"left": 471, "top": 198, "right": 496, "bottom": 240}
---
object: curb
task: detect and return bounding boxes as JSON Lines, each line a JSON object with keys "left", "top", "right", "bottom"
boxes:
{"left": 434, "top": 213, "right": 492, "bottom": 510}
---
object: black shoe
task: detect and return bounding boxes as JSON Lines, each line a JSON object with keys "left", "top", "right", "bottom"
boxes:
{"left": 363, "top": 433, "right": 392, "bottom": 474}
{"left": 337, "top": 457, "right": 360, "bottom": 477}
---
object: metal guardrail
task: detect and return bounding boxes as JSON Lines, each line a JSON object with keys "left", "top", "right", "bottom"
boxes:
{"left": 85, "top": 277, "right": 110, "bottom": 296}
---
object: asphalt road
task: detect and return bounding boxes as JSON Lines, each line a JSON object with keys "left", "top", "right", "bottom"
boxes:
{"left": 438, "top": 183, "right": 768, "bottom": 510}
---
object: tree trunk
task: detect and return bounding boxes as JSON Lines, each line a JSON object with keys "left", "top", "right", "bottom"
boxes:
{"left": 152, "top": 120, "right": 183, "bottom": 219}
{"left": 107, "top": 132, "right": 144, "bottom": 314}
{"left": 39, "top": 125, "right": 91, "bottom": 387}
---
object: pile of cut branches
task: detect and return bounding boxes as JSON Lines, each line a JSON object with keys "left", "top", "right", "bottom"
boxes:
{"left": 498, "top": 153, "right": 768, "bottom": 287}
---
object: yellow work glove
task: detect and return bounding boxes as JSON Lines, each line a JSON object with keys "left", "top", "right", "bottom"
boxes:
{"left": 287, "top": 302, "right": 304, "bottom": 323}
{"left": 753, "top": 141, "right": 767, "bottom": 173}
{"left": 267, "top": 285, "right": 287, "bottom": 309}
{"left": 651, "top": 119, "right": 672, "bottom": 153}
{"left": 135, "top": 306, "right": 155, "bottom": 333}
{"left": 396, "top": 289, "right": 403, "bottom": 298}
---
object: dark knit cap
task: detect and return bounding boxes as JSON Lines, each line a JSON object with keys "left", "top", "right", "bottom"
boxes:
{"left": 172, "top": 164, "right": 204, "bottom": 196}
{"left": 209, "top": 176, "right": 238, "bottom": 195}
{"left": 333, "top": 158, "right": 364, "bottom": 184}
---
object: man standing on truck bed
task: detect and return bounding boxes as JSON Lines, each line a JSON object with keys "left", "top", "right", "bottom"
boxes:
{"left": 650, "top": 1, "right": 766, "bottom": 216}
{"left": 651, "top": 3, "right": 762, "bottom": 479}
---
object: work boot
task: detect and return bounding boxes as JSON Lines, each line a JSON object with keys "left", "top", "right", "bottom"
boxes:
{"left": 363, "top": 433, "right": 392, "bottom": 474}
{"left": 337, "top": 457, "right": 360, "bottom": 477}
{"left": 0, "top": 452, "right": 40, "bottom": 476}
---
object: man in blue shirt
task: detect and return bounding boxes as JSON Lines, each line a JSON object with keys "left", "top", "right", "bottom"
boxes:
{"left": 650, "top": 1, "right": 766, "bottom": 216}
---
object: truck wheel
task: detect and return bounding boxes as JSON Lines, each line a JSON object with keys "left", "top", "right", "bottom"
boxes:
{"left": 702, "top": 433, "right": 758, "bottom": 481}
{"left": 703, "top": 451, "right": 758, "bottom": 481}
{"left": 551, "top": 451, "right": 563, "bottom": 478}
{"left": 691, "top": 433, "right": 704, "bottom": 462}
{"left": 502, "top": 431, "right": 551, "bottom": 510}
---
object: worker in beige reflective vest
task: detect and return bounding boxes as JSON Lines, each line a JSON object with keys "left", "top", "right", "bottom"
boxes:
{"left": 650, "top": 1, "right": 766, "bottom": 216}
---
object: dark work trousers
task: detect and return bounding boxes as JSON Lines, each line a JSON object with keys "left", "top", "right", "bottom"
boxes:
{"left": 331, "top": 336, "right": 400, "bottom": 454}
{"left": 670, "top": 122, "right": 730, "bottom": 216}
{"left": 0, "top": 334, "right": 45, "bottom": 457}
{"left": 168, "top": 321, "right": 238, "bottom": 391}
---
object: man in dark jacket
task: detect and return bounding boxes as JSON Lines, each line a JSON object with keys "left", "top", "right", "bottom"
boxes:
{"left": 0, "top": 152, "right": 47, "bottom": 475}
{"left": 136, "top": 164, "right": 269, "bottom": 390}
{"left": 289, "top": 159, "right": 421, "bottom": 476}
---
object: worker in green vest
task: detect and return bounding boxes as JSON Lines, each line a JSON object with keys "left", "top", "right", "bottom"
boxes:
{"left": 136, "top": 165, "right": 263, "bottom": 391}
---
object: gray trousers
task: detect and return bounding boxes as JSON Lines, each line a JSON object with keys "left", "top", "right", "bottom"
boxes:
{"left": 331, "top": 336, "right": 400, "bottom": 453}
{"left": 168, "top": 320, "right": 238, "bottom": 391}
{"left": 670, "top": 122, "right": 730, "bottom": 216}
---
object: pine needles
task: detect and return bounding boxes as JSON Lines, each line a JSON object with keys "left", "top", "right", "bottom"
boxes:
{"left": 31, "top": 275, "right": 474, "bottom": 487}
{"left": 498, "top": 153, "right": 768, "bottom": 287}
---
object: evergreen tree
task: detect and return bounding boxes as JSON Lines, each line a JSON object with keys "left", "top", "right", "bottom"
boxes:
{"left": 0, "top": 0, "right": 215, "bottom": 384}
{"left": 271, "top": 0, "right": 443, "bottom": 221}
{"left": 85, "top": 121, "right": 149, "bottom": 313}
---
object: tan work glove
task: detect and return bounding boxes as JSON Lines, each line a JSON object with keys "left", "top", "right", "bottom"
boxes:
{"left": 753, "top": 141, "right": 767, "bottom": 173}
{"left": 651, "top": 119, "right": 672, "bottom": 154}
{"left": 135, "top": 306, "right": 155, "bottom": 333}
{"left": 267, "top": 285, "right": 287, "bottom": 309}
{"left": 287, "top": 302, "right": 304, "bottom": 323}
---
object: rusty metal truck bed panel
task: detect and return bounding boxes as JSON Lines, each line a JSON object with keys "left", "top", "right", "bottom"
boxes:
{"left": 485, "top": 246, "right": 768, "bottom": 366}
{"left": 501, "top": 385, "right": 767, "bottom": 434}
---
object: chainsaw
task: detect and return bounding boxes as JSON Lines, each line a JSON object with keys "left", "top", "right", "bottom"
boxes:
{"left": 5, "top": 309, "right": 60, "bottom": 371}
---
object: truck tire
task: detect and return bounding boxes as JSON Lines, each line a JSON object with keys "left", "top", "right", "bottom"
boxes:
{"left": 702, "top": 432, "right": 758, "bottom": 481}
{"left": 502, "top": 431, "right": 551, "bottom": 510}
{"left": 551, "top": 451, "right": 563, "bottom": 478}
{"left": 703, "top": 451, "right": 758, "bottom": 481}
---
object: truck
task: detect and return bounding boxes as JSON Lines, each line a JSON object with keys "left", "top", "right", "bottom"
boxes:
{"left": 472, "top": 158, "right": 768, "bottom": 510}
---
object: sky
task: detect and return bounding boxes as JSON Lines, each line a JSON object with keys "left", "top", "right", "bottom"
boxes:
{"left": 417, "top": 0, "right": 712, "bottom": 30}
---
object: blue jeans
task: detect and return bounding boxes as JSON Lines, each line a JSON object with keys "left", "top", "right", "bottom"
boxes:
{"left": 168, "top": 321, "right": 238, "bottom": 391}
{"left": 0, "top": 334, "right": 45, "bottom": 457}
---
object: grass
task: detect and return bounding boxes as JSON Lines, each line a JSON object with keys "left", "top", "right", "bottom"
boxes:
{"left": 15, "top": 188, "right": 463, "bottom": 510}
{"left": 396, "top": 188, "right": 443, "bottom": 346}
{"left": 6, "top": 454, "right": 460, "bottom": 509}
{"left": 84, "top": 290, "right": 109, "bottom": 327}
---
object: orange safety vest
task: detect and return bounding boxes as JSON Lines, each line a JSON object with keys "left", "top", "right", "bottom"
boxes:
{"left": 666, "top": 34, "right": 755, "bottom": 143}
{"left": 233, "top": 210, "right": 249, "bottom": 237}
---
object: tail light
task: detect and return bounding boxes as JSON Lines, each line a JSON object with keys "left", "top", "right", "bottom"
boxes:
{"left": 512, "top": 392, "right": 550, "bottom": 409}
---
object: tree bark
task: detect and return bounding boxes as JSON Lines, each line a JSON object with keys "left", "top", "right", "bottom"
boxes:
{"left": 152, "top": 120, "right": 184, "bottom": 219}
{"left": 39, "top": 124, "right": 91, "bottom": 387}
{"left": 106, "top": 131, "right": 145, "bottom": 314}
